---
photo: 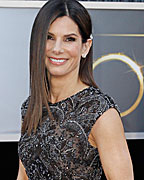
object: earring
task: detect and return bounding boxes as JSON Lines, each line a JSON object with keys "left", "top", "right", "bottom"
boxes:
{"left": 82, "top": 54, "right": 87, "bottom": 58}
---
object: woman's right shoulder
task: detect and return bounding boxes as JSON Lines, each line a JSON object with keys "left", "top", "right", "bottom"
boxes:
{"left": 21, "top": 96, "right": 30, "bottom": 118}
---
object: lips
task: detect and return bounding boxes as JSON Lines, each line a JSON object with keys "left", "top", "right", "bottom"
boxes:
{"left": 48, "top": 57, "right": 67, "bottom": 65}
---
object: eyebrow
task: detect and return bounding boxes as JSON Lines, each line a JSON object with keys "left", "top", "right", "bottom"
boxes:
{"left": 48, "top": 32, "right": 78, "bottom": 37}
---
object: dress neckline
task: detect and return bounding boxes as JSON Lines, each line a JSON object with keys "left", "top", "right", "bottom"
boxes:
{"left": 48, "top": 86, "right": 93, "bottom": 106}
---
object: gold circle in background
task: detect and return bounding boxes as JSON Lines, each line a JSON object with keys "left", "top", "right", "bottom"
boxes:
{"left": 93, "top": 53, "right": 144, "bottom": 117}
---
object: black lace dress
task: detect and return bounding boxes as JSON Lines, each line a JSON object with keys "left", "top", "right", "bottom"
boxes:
{"left": 18, "top": 86, "right": 120, "bottom": 180}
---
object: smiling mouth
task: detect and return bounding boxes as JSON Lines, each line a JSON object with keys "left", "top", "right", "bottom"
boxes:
{"left": 48, "top": 57, "right": 67, "bottom": 65}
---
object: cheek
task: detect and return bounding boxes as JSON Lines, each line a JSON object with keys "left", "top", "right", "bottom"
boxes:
{"left": 67, "top": 44, "right": 82, "bottom": 58}
{"left": 45, "top": 42, "right": 51, "bottom": 52}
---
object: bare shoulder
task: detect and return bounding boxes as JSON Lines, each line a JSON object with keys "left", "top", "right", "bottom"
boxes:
{"left": 90, "top": 108, "right": 134, "bottom": 179}
{"left": 91, "top": 108, "right": 125, "bottom": 141}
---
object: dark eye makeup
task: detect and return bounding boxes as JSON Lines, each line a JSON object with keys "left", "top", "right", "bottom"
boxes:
{"left": 47, "top": 34, "right": 76, "bottom": 42}
{"left": 47, "top": 34, "right": 53, "bottom": 40}
{"left": 66, "top": 37, "right": 76, "bottom": 42}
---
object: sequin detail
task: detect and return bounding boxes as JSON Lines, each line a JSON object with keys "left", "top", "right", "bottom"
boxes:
{"left": 18, "top": 86, "right": 120, "bottom": 180}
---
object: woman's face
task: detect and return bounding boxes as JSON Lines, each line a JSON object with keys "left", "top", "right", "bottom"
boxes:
{"left": 45, "top": 16, "right": 91, "bottom": 78}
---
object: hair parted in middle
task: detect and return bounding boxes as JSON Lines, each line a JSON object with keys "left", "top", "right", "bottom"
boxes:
{"left": 22, "top": 0, "right": 98, "bottom": 134}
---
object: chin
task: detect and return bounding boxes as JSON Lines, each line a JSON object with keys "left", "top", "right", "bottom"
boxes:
{"left": 49, "top": 71, "right": 66, "bottom": 77}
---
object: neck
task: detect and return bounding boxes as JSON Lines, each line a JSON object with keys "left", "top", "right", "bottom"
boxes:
{"left": 48, "top": 73, "right": 88, "bottom": 104}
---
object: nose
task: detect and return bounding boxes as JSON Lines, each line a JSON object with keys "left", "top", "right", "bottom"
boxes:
{"left": 52, "top": 39, "right": 64, "bottom": 54}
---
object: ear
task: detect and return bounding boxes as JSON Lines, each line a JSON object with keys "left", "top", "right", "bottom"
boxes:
{"left": 81, "top": 39, "right": 92, "bottom": 58}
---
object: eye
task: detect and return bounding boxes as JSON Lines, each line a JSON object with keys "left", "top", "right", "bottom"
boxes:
{"left": 65, "top": 37, "right": 76, "bottom": 42}
{"left": 47, "top": 34, "right": 54, "bottom": 40}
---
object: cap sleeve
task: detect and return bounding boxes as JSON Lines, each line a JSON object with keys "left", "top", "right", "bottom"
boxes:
{"left": 94, "top": 92, "right": 121, "bottom": 121}
{"left": 21, "top": 96, "right": 30, "bottom": 123}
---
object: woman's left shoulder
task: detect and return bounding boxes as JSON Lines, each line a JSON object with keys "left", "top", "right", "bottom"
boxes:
{"left": 90, "top": 88, "right": 124, "bottom": 145}
{"left": 90, "top": 86, "right": 121, "bottom": 118}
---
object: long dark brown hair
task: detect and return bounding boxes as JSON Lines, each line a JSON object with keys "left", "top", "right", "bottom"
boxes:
{"left": 22, "top": 0, "right": 98, "bottom": 134}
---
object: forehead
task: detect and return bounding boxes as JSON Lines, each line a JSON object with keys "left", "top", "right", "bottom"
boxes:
{"left": 49, "top": 16, "right": 80, "bottom": 35}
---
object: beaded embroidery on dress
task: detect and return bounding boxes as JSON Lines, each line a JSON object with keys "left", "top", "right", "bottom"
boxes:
{"left": 18, "top": 86, "right": 120, "bottom": 180}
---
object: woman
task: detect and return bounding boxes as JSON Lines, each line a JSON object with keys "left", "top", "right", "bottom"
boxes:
{"left": 17, "top": 0, "right": 134, "bottom": 179}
